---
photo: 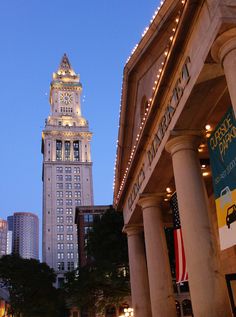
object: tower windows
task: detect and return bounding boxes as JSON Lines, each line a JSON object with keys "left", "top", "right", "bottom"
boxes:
{"left": 65, "top": 141, "right": 71, "bottom": 161}
{"left": 74, "top": 175, "right": 80, "bottom": 182}
{"left": 56, "top": 140, "right": 62, "bottom": 160}
{"left": 74, "top": 167, "right": 80, "bottom": 174}
{"left": 65, "top": 183, "right": 72, "bottom": 190}
{"left": 73, "top": 141, "right": 80, "bottom": 161}
{"left": 65, "top": 175, "right": 72, "bottom": 182}
{"left": 57, "top": 175, "right": 63, "bottom": 181}
{"left": 65, "top": 167, "right": 71, "bottom": 173}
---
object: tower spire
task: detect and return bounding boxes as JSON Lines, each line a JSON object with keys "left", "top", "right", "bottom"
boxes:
{"left": 53, "top": 53, "right": 79, "bottom": 81}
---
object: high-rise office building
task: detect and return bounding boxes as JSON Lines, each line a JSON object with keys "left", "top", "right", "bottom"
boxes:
{"left": 0, "top": 219, "right": 8, "bottom": 257}
{"left": 42, "top": 54, "right": 94, "bottom": 284}
{"left": 12, "top": 212, "right": 39, "bottom": 259}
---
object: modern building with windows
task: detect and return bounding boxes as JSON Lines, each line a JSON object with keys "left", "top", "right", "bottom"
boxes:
{"left": 42, "top": 54, "right": 94, "bottom": 284}
{"left": 11, "top": 212, "right": 39, "bottom": 259}
{"left": 0, "top": 219, "right": 8, "bottom": 258}
{"left": 114, "top": 1, "right": 236, "bottom": 317}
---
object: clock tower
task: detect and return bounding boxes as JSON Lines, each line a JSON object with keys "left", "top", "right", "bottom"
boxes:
{"left": 42, "top": 54, "right": 94, "bottom": 286}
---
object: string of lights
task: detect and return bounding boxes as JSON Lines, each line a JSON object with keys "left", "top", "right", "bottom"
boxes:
{"left": 113, "top": 0, "right": 187, "bottom": 206}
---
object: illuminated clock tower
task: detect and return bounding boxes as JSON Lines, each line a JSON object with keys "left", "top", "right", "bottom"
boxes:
{"left": 42, "top": 54, "right": 94, "bottom": 285}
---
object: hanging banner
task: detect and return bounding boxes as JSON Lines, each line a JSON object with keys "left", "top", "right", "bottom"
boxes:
{"left": 208, "top": 107, "right": 236, "bottom": 250}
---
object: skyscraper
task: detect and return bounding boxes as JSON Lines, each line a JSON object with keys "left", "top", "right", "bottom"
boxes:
{"left": 42, "top": 54, "right": 94, "bottom": 284}
{"left": 0, "top": 219, "right": 8, "bottom": 257}
{"left": 12, "top": 212, "right": 39, "bottom": 259}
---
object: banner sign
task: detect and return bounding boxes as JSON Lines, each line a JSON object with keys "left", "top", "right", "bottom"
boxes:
{"left": 208, "top": 107, "right": 236, "bottom": 250}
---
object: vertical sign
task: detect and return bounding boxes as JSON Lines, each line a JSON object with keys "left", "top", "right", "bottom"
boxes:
{"left": 208, "top": 107, "right": 236, "bottom": 250}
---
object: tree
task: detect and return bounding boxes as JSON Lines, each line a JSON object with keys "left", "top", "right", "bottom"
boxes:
{"left": 65, "top": 208, "right": 130, "bottom": 314}
{"left": 0, "top": 255, "right": 69, "bottom": 317}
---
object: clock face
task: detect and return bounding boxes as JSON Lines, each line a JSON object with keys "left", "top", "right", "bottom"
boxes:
{"left": 60, "top": 92, "right": 73, "bottom": 105}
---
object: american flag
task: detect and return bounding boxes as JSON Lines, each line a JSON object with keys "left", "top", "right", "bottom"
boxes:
{"left": 170, "top": 192, "right": 188, "bottom": 283}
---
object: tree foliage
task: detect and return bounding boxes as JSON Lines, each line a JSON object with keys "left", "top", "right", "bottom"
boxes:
{"left": 65, "top": 208, "right": 130, "bottom": 313}
{"left": 0, "top": 255, "right": 69, "bottom": 317}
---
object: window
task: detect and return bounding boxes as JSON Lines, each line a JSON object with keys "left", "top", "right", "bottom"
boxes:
{"left": 67, "top": 243, "right": 74, "bottom": 250}
{"left": 66, "top": 216, "right": 73, "bottom": 224}
{"left": 66, "top": 199, "right": 72, "bottom": 206}
{"left": 75, "top": 199, "right": 81, "bottom": 206}
{"left": 56, "top": 166, "right": 63, "bottom": 173}
{"left": 74, "top": 175, "right": 80, "bottom": 182}
{"left": 67, "top": 252, "right": 74, "bottom": 259}
{"left": 57, "top": 175, "right": 63, "bottom": 181}
{"left": 65, "top": 175, "right": 72, "bottom": 181}
{"left": 74, "top": 167, "right": 80, "bottom": 174}
{"left": 84, "top": 226, "right": 91, "bottom": 235}
{"left": 74, "top": 191, "right": 81, "bottom": 198}
{"left": 56, "top": 183, "right": 63, "bottom": 189}
{"left": 65, "top": 167, "right": 72, "bottom": 173}
{"left": 65, "top": 183, "right": 72, "bottom": 189}
{"left": 74, "top": 183, "right": 81, "bottom": 189}
{"left": 57, "top": 243, "right": 64, "bottom": 250}
{"left": 57, "top": 216, "right": 64, "bottom": 223}
{"left": 57, "top": 234, "right": 64, "bottom": 241}
{"left": 57, "top": 199, "right": 63, "bottom": 206}
{"left": 65, "top": 141, "right": 71, "bottom": 161}
{"left": 73, "top": 141, "right": 80, "bottom": 161}
{"left": 67, "top": 225, "right": 73, "bottom": 232}
{"left": 57, "top": 208, "right": 63, "bottom": 214}
{"left": 57, "top": 191, "right": 63, "bottom": 198}
{"left": 66, "top": 191, "right": 72, "bottom": 198}
{"left": 84, "top": 214, "right": 93, "bottom": 223}
{"left": 57, "top": 253, "right": 64, "bottom": 260}
{"left": 66, "top": 208, "right": 73, "bottom": 215}
{"left": 68, "top": 262, "right": 74, "bottom": 271}
{"left": 57, "top": 225, "right": 64, "bottom": 232}
{"left": 57, "top": 262, "right": 64, "bottom": 271}
{"left": 56, "top": 140, "right": 62, "bottom": 161}
{"left": 67, "top": 234, "right": 73, "bottom": 241}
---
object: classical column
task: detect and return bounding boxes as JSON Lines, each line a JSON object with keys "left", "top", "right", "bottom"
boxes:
{"left": 166, "top": 135, "right": 231, "bottom": 317}
{"left": 123, "top": 224, "right": 152, "bottom": 317}
{"left": 211, "top": 27, "right": 236, "bottom": 116}
{"left": 138, "top": 194, "right": 177, "bottom": 317}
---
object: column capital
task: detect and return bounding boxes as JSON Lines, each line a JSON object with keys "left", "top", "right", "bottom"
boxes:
{"left": 211, "top": 28, "right": 236, "bottom": 64}
{"left": 138, "top": 193, "right": 164, "bottom": 209}
{"left": 123, "top": 224, "right": 143, "bottom": 236}
{"left": 165, "top": 134, "right": 202, "bottom": 156}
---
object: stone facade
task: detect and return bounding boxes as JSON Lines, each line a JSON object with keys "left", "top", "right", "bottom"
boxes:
{"left": 114, "top": 1, "right": 236, "bottom": 316}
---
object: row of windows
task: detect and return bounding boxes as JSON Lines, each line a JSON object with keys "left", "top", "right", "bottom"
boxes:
{"left": 57, "top": 208, "right": 73, "bottom": 215}
{"left": 56, "top": 167, "right": 80, "bottom": 174}
{"left": 56, "top": 199, "right": 81, "bottom": 206}
{"left": 57, "top": 183, "right": 81, "bottom": 189}
{"left": 57, "top": 261, "right": 74, "bottom": 271}
{"left": 56, "top": 175, "right": 80, "bottom": 181}
{"left": 56, "top": 140, "right": 80, "bottom": 161}
{"left": 60, "top": 107, "right": 73, "bottom": 113}
{"left": 57, "top": 252, "right": 74, "bottom": 260}
{"left": 57, "top": 234, "right": 74, "bottom": 241}
{"left": 57, "top": 216, "right": 73, "bottom": 223}
{"left": 57, "top": 243, "right": 74, "bottom": 250}
{"left": 56, "top": 191, "right": 81, "bottom": 198}
{"left": 57, "top": 225, "right": 74, "bottom": 232}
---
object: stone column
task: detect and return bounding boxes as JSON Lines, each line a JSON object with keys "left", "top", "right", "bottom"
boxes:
{"left": 138, "top": 194, "right": 177, "bottom": 317}
{"left": 211, "top": 27, "right": 236, "bottom": 116}
{"left": 166, "top": 135, "right": 231, "bottom": 317}
{"left": 123, "top": 224, "right": 152, "bottom": 317}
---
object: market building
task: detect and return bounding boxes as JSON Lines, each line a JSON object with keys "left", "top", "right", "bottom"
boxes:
{"left": 114, "top": 1, "right": 236, "bottom": 316}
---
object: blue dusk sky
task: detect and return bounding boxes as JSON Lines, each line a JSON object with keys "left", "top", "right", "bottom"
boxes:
{"left": 0, "top": 0, "right": 160, "bottom": 244}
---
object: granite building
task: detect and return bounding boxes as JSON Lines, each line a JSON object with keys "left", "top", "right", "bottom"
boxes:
{"left": 42, "top": 54, "right": 94, "bottom": 285}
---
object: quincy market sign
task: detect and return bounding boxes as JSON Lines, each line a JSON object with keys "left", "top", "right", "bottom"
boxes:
{"left": 128, "top": 57, "right": 191, "bottom": 209}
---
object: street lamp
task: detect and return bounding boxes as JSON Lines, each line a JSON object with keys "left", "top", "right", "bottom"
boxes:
{"left": 119, "top": 307, "right": 134, "bottom": 317}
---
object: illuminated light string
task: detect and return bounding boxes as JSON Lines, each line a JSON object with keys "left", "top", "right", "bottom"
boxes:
{"left": 113, "top": 0, "right": 186, "bottom": 199}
